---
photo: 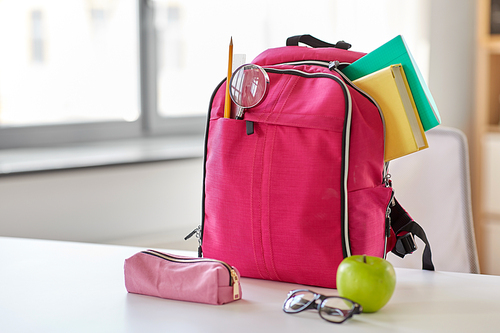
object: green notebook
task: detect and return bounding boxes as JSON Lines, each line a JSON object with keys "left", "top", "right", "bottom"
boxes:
{"left": 342, "top": 35, "right": 441, "bottom": 131}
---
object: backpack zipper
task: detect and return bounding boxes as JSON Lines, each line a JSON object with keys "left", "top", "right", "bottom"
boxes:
{"left": 278, "top": 60, "right": 331, "bottom": 67}
{"left": 383, "top": 186, "right": 395, "bottom": 258}
{"left": 142, "top": 250, "right": 240, "bottom": 300}
{"left": 184, "top": 225, "right": 202, "bottom": 257}
{"left": 331, "top": 61, "right": 392, "bottom": 254}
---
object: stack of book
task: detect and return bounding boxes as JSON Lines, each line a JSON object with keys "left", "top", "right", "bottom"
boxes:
{"left": 341, "top": 35, "right": 441, "bottom": 162}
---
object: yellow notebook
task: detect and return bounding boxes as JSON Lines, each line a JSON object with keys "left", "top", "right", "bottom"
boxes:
{"left": 353, "top": 64, "right": 428, "bottom": 162}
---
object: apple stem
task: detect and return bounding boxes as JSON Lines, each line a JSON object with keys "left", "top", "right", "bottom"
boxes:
{"left": 363, "top": 255, "right": 367, "bottom": 264}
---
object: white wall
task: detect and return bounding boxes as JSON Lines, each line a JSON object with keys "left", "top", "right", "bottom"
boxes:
{"left": 0, "top": 158, "right": 204, "bottom": 250}
{"left": 428, "top": 0, "right": 476, "bottom": 140}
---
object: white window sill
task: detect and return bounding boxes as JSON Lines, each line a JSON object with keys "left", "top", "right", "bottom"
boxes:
{"left": 0, "top": 135, "right": 204, "bottom": 175}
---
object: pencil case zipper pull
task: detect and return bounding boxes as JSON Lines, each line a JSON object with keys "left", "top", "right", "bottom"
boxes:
{"left": 142, "top": 250, "right": 239, "bottom": 295}
{"left": 231, "top": 269, "right": 240, "bottom": 300}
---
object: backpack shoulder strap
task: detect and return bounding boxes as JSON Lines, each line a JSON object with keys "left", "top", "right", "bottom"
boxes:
{"left": 390, "top": 198, "right": 435, "bottom": 271}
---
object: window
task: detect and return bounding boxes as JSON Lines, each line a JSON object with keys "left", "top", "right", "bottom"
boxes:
{"left": 0, "top": 0, "right": 429, "bottom": 149}
{"left": 31, "top": 10, "right": 45, "bottom": 63}
{"left": 155, "top": 3, "right": 185, "bottom": 117}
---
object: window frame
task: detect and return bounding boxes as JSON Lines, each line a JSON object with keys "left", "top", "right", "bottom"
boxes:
{"left": 0, "top": 0, "right": 206, "bottom": 150}
{"left": 140, "top": 0, "right": 206, "bottom": 137}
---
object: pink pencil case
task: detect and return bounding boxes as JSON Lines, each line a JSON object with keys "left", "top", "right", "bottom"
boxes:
{"left": 124, "top": 250, "right": 241, "bottom": 305}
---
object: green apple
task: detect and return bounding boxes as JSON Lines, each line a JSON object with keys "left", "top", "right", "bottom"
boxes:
{"left": 336, "top": 255, "right": 396, "bottom": 313}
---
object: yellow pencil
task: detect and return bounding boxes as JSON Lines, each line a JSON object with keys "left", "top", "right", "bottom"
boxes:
{"left": 224, "top": 37, "right": 233, "bottom": 118}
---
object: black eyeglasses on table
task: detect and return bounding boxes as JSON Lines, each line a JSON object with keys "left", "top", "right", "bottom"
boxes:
{"left": 283, "top": 289, "right": 362, "bottom": 324}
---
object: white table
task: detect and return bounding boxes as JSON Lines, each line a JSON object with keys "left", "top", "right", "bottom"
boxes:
{"left": 1, "top": 237, "right": 499, "bottom": 333}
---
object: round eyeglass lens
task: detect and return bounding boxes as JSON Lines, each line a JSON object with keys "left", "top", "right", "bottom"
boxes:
{"left": 229, "top": 64, "right": 269, "bottom": 109}
{"left": 283, "top": 290, "right": 315, "bottom": 313}
{"left": 319, "top": 297, "right": 355, "bottom": 323}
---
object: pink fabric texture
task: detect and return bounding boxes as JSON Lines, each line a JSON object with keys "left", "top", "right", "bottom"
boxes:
{"left": 124, "top": 251, "right": 241, "bottom": 305}
{"left": 202, "top": 46, "right": 391, "bottom": 289}
{"left": 252, "top": 46, "right": 366, "bottom": 67}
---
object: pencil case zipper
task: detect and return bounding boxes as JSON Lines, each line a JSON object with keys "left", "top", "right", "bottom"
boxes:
{"left": 142, "top": 250, "right": 240, "bottom": 300}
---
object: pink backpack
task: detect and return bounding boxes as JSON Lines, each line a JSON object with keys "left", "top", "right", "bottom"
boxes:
{"left": 194, "top": 35, "right": 433, "bottom": 288}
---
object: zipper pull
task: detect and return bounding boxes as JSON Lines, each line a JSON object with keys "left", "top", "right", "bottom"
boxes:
{"left": 384, "top": 173, "right": 393, "bottom": 188}
{"left": 184, "top": 225, "right": 200, "bottom": 240}
{"left": 185, "top": 225, "right": 203, "bottom": 257}
{"left": 383, "top": 162, "right": 393, "bottom": 188}
{"left": 385, "top": 204, "right": 392, "bottom": 238}
{"left": 328, "top": 60, "right": 340, "bottom": 71}
{"left": 328, "top": 60, "right": 351, "bottom": 74}
{"left": 383, "top": 189, "right": 395, "bottom": 258}
{"left": 385, "top": 189, "right": 395, "bottom": 238}
{"left": 231, "top": 269, "right": 240, "bottom": 300}
{"left": 235, "top": 106, "right": 245, "bottom": 120}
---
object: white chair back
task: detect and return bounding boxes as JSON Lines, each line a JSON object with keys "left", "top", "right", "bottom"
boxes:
{"left": 386, "top": 126, "right": 480, "bottom": 273}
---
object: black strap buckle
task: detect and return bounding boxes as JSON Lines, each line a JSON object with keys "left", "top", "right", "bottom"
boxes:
{"left": 392, "top": 232, "right": 418, "bottom": 258}
{"left": 333, "top": 40, "right": 351, "bottom": 50}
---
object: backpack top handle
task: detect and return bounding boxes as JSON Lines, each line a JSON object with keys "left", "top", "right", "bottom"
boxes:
{"left": 286, "top": 34, "right": 352, "bottom": 50}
